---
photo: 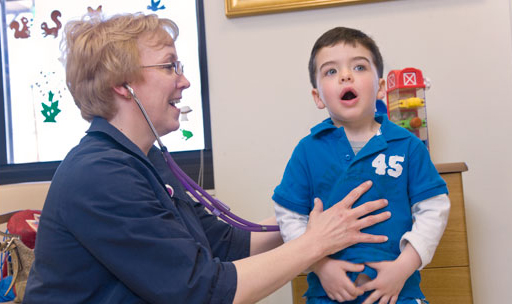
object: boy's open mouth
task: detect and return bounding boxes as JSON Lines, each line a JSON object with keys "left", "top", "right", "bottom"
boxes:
{"left": 341, "top": 91, "right": 357, "bottom": 100}
{"left": 340, "top": 88, "right": 358, "bottom": 102}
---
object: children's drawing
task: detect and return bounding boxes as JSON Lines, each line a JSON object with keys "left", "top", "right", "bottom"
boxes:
{"left": 41, "top": 10, "right": 62, "bottom": 38}
{"left": 41, "top": 91, "right": 61, "bottom": 122}
{"left": 10, "top": 17, "right": 30, "bottom": 39}
{"left": 181, "top": 129, "right": 193, "bottom": 140}
{"left": 147, "top": 0, "right": 165, "bottom": 11}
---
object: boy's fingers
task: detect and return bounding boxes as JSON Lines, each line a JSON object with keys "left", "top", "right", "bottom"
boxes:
{"left": 360, "top": 281, "right": 374, "bottom": 293}
{"left": 341, "top": 289, "right": 358, "bottom": 301}
{"left": 361, "top": 290, "right": 380, "bottom": 304}
{"left": 365, "top": 262, "right": 379, "bottom": 268}
{"left": 344, "top": 284, "right": 363, "bottom": 298}
{"left": 340, "top": 261, "right": 365, "bottom": 272}
{"left": 365, "top": 261, "right": 386, "bottom": 270}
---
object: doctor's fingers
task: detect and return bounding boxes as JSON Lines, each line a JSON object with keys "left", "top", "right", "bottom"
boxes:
{"left": 354, "top": 207, "right": 391, "bottom": 231}
{"left": 354, "top": 231, "right": 389, "bottom": 245}
{"left": 351, "top": 198, "right": 389, "bottom": 220}
{"left": 330, "top": 181, "right": 373, "bottom": 210}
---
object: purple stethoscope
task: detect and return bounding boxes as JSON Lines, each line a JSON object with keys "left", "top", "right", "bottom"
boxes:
{"left": 124, "top": 84, "right": 279, "bottom": 232}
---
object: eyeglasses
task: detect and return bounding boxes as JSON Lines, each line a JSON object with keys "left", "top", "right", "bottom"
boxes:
{"left": 141, "top": 61, "right": 184, "bottom": 75}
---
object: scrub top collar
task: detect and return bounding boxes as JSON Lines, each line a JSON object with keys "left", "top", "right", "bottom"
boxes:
{"left": 86, "top": 117, "right": 194, "bottom": 200}
{"left": 85, "top": 117, "right": 188, "bottom": 200}
{"left": 87, "top": 116, "right": 149, "bottom": 162}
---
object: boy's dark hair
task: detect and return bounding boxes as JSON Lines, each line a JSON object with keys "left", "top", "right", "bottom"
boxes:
{"left": 308, "top": 27, "right": 384, "bottom": 88}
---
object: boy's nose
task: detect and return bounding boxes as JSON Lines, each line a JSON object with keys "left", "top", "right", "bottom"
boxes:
{"left": 339, "top": 71, "right": 353, "bottom": 83}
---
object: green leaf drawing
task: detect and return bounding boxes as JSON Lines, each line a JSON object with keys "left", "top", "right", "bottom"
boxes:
{"left": 41, "top": 90, "right": 61, "bottom": 122}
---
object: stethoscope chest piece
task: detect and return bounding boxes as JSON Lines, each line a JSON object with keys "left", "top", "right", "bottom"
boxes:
{"left": 165, "top": 184, "right": 174, "bottom": 197}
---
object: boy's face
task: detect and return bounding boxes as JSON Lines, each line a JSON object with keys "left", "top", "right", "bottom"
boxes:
{"left": 311, "top": 42, "right": 385, "bottom": 128}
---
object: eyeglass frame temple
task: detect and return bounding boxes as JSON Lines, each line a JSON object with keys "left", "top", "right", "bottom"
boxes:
{"left": 140, "top": 62, "right": 183, "bottom": 75}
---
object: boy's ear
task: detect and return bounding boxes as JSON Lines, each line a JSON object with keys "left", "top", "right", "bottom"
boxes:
{"left": 112, "top": 84, "right": 132, "bottom": 100}
{"left": 312, "top": 88, "right": 325, "bottom": 109}
{"left": 376, "top": 78, "right": 386, "bottom": 100}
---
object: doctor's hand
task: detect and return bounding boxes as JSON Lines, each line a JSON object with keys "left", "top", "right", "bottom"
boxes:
{"left": 232, "top": 181, "right": 389, "bottom": 304}
{"left": 306, "top": 181, "right": 390, "bottom": 257}
{"left": 312, "top": 257, "right": 364, "bottom": 302}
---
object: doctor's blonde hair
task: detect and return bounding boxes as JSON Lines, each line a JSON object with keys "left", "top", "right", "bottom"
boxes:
{"left": 62, "top": 13, "right": 179, "bottom": 121}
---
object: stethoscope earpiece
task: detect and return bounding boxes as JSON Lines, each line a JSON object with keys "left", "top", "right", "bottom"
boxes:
{"left": 123, "top": 83, "right": 133, "bottom": 99}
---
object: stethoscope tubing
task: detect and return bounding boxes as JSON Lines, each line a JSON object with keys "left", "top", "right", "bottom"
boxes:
{"left": 124, "top": 84, "right": 279, "bottom": 232}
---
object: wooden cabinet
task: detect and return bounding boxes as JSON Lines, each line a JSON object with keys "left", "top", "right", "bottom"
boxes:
{"left": 291, "top": 162, "right": 472, "bottom": 304}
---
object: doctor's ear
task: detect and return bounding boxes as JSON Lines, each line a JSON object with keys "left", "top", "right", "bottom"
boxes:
{"left": 113, "top": 84, "right": 132, "bottom": 100}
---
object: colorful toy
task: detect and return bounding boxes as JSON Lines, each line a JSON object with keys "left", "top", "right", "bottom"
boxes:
{"left": 386, "top": 67, "right": 429, "bottom": 147}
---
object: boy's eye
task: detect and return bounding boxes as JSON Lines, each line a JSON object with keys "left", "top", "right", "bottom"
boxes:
{"left": 354, "top": 65, "right": 366, "bottom": 71}
{"left": 325, "top": 68, "right": 337, "bottom": 76}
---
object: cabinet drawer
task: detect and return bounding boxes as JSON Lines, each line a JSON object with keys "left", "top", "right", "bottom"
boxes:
{"left": 421, "top": 266, "right": 473, "bottom": 303}
{"left": 428, "top": 172, "right": 470, "bottom": 268}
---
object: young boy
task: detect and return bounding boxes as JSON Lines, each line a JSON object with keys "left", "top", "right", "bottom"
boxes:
{"left": 273, "top": 27, "right": 450, "bottom": 304}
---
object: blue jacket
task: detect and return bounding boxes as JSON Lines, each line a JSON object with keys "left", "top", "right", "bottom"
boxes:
{"left": 24, "top": 117, "right": 250, "bottom": 303}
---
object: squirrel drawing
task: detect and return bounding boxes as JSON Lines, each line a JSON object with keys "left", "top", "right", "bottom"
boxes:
{"left": 41, "top": 10, "right": 62, "bottom": 38}
{"left": 9, "top": 16, "right": 30, "bottom": 39}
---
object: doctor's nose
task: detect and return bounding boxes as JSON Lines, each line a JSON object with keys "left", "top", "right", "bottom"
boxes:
{"left": 177, "top": 74, "right": 191, "bottom": 90}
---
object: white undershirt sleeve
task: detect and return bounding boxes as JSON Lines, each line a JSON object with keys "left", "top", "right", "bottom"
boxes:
{"left": 400, "top": 194, "right": 451, "bottom": 270}
{"left": 274, "top": 203, "right": 309, "bottom": 243}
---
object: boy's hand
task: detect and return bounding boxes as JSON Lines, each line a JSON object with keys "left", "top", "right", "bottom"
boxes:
{"left": 312, "top": 257, "right": 364, "bottom": 302}
{"left": 359, "top": 260, "right": 408, "bottom": 304}
{"left": 360, "top": 243, "right": 421, "bottom": 304}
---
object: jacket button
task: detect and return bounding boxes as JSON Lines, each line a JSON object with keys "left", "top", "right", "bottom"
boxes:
{"left": 345, "top": 154, "right": 351, "bottom": 161}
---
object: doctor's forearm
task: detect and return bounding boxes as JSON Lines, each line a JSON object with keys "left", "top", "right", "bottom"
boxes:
{"left": 233, "top": 232, "right": 322, "bottom": 304}
{"left": 250, "top": 216, "right": 283, "bottom": 255}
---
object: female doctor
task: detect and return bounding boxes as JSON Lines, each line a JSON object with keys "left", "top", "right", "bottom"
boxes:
{"left": 24, "top": 13, "right": 390, "bottom": 304}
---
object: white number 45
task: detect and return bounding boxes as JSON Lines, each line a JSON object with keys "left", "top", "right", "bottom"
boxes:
{"left": 371, "top": 154, "right": 404, "bottom": 178}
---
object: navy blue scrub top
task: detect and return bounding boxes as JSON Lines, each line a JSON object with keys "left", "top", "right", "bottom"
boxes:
{"left": 24, "top": 117, "right": 250, "bottom": 304}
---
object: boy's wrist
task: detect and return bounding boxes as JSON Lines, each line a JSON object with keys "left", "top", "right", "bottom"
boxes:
{"left": 310, "top": 256, "right": 330, "bottom": 273}
{"left": 394, "top": 244, "right": 422, "bottom": 276}
{"left": 393, "top": 257, "right": 417, "bottom": 279}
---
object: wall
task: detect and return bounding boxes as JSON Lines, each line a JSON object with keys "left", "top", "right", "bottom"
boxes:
{"left": 0, "top": 182, "right": 50, "bottom": 214}
{"left": 203, "top": 0, "right": 512, "bottom": 303}
{"left": 0, "top": 182, "right": 49, "bottom": 230}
